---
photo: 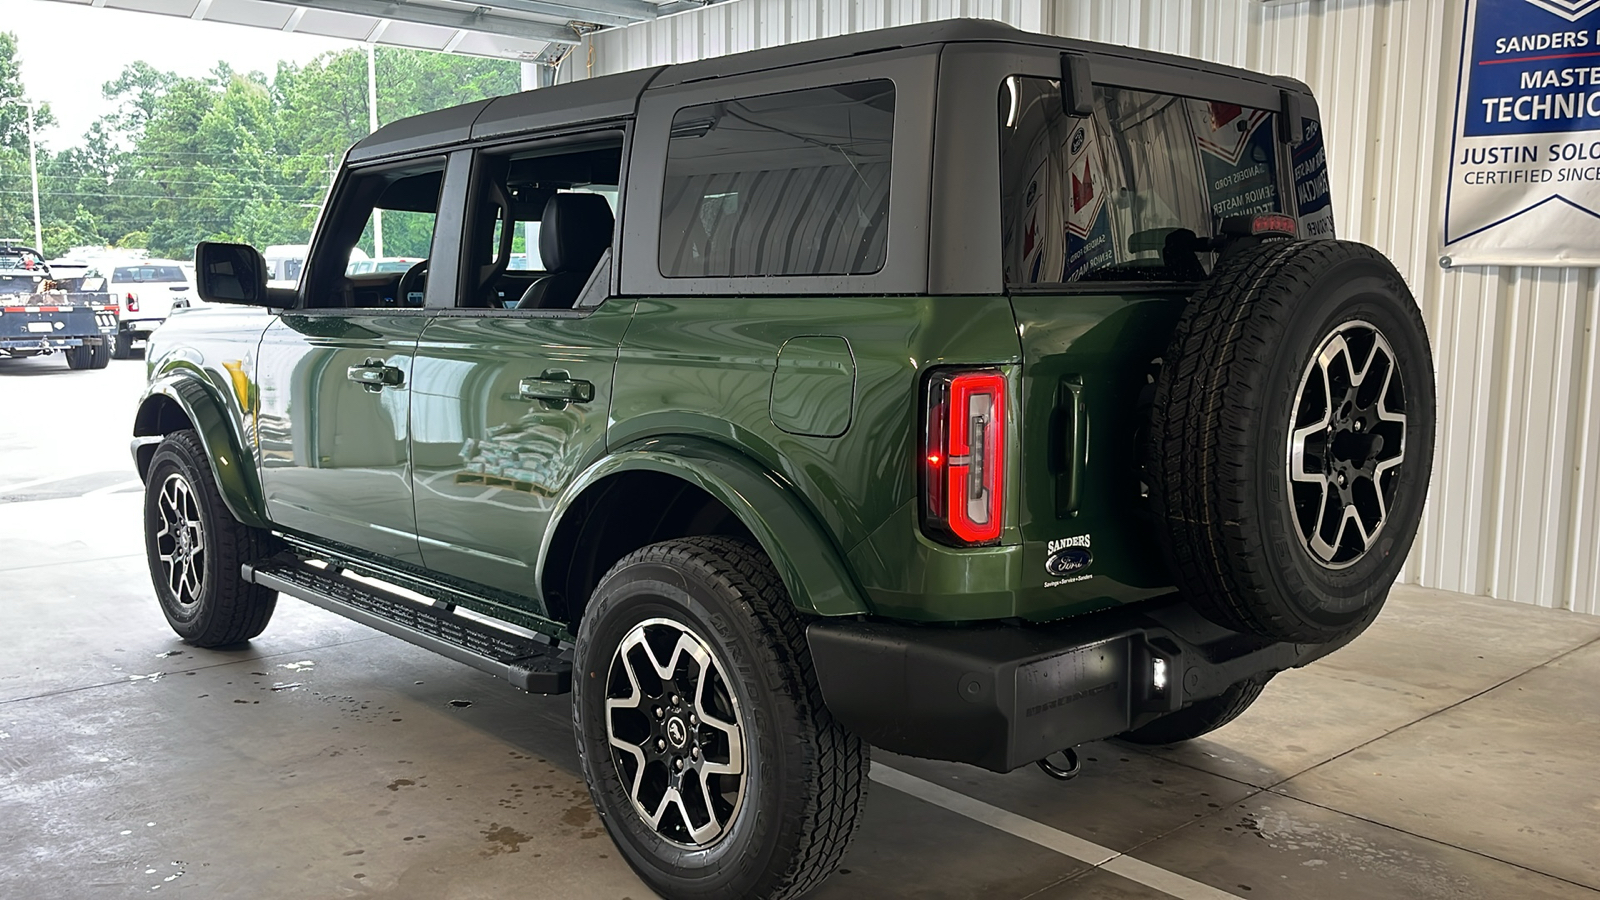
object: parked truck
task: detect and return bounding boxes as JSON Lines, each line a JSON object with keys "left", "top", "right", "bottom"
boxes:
{"left": 0, "top": 244, "right": 118, "bottom": 370}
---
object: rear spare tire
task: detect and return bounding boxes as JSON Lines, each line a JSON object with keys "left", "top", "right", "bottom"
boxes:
{"left": 1147, "top": 240, "right": 1434, "bottom": 643}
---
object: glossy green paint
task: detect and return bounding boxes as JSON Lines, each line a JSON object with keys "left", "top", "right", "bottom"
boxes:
{"left": 539, "top": 436, "right": 871, "bottom": 617}
{"left": 134, "top": 306, "right": 276, "bottom": 529}
{"left": 410, "top": 302, "right": 637, "bottom": 602}
{"left": 770, "top": 336, "right": 856, "bottom": 437}
{"left": 138, "top": 288, "right": 1192, "bottom": 628}
{"left": 1006, "top": 291, "right": 1190, "bottom": 621}
{"left": 611, "top": 296, "right": 1022, "bottom": 557}
{"left": 255, "top": 312, "right": 429, "bottom": 565}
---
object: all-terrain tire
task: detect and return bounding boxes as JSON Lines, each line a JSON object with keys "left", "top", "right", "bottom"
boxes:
{"left": 143, "top": 430, "right": 278, "bottom": 646}
{"left": 1147, "top": 240, "right": 1435, "bottom": 643}
{"left": 573, "top": 536, "right": 867, "bottom": 900}
{"left": 1119, "top": 675, "right": 1271, "bottom": 745}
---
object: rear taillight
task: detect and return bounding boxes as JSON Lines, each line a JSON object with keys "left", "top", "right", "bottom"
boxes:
{"left": 126, "top": 292, "right": 140, "bottom": 313}
{"left": 923, "top": 369, "right": 1007, "bottom": 545}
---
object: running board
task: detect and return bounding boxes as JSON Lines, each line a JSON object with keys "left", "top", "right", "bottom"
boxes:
{"left": 241, "top": 555, "right": 572, "bottom": 694}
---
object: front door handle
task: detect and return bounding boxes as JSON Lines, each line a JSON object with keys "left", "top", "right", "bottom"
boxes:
{"left": 348, "top": 360, "right": 405, "bottom": 392}
{"left": 519, "top": 373, "right": 594, "bottom": 407}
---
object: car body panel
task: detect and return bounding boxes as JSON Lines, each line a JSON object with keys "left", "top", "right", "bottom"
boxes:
{"left": 255, "top": 312, "right": 429, "bottom": 565}
{"left": 538, "top": 436, "right": 873, "bottom": 617}
{"left": 134, "top": 305, "right": 276, "bottom": 528}
{"left": 410, "top": 301, "right": 636, "bottom": 598}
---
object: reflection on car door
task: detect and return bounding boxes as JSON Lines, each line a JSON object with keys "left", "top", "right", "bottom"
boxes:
{"left": 254, "top": 157, "right": 453, "bottom": 566}
{"left": 409, "top": 303, "right": 632, "bottom": 602}
{"left": 256, "top": 312, "right": 428, "bottom": 564}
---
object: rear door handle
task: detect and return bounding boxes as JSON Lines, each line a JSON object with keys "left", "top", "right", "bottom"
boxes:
{"left": 519, "top": 373, "right": 594, "bottom": 407}
{"left": 347, "top": 360, "right": 405, "bottom": 392}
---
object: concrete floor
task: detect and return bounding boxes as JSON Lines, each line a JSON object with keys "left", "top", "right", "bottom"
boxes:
{"left": 3, "top": 352, "right": 1600, "bottom": 900}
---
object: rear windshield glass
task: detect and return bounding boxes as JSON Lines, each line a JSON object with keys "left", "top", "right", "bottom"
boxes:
{"left": 659, "top": 80, "right": 895, "bottom": 278}
{"left": 1000, "top": 77, "right": 1294, "bottom": 285}
{"left": 113, "top": 265, "right": 188, "bottom": 283}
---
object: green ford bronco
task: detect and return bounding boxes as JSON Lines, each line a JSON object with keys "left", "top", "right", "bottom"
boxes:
{"left": 133, "top": 20, "right": 1434, "bottom": 900}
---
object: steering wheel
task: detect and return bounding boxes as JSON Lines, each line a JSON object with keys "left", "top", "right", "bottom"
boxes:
{"left": 396, "top": 260, "right": 429, "bottom": 307}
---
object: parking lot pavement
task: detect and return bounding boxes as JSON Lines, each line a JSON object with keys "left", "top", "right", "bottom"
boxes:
{"left": 4, "top": 353, "right": 1600, "bottom": 899}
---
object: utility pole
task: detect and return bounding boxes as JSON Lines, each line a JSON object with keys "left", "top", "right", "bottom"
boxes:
{"left": 26, "top": 101, "right": 40, "bottom": 253}
{"left": 366, "top": 44, "right": 383, "bottom": 258}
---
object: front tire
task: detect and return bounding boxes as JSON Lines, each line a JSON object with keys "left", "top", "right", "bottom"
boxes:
{"left": 143, "top": 430, "right": 278, "bottom": 646}
{"left": 573, "top": 537, "right": 867, "bottom": 900}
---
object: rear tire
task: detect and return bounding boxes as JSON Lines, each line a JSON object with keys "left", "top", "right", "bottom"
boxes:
{"left": 1147, "top": 240, "right": 1435, "bottom": 643}
{"left": 90, "top": 338, "right": 111, "bottom": 369}
{"left": 1119, "top": 675, "right": 1271, "bottom": 745}
{"left": 573, "top": 536, "right": 867, "bottom": 900}
{"left": 64, "top": 346, "right": 94, "bottom": 370}
{"left": 112, "top": 331, "right": 134, "bottom": 360}
{"left": 143, "top": 430, "right": 278, "bottom": 647}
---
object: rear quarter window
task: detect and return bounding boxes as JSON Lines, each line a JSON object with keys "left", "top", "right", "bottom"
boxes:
{"left": 659, "top": 80, "right": 896, "bottom": 278}
{"left": 999, "top": 77, "right": 1297, "bottom": 285}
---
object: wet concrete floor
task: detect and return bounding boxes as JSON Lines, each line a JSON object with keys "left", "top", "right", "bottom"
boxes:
{"left": 3, "top": 353, "right": 1599, "bottom": 899}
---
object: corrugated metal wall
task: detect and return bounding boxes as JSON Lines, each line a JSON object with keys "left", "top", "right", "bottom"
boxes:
{"left": 580, "top": 0, "right": 1600, "bottom": 615}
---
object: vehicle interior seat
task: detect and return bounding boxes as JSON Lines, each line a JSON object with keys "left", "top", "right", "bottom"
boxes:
{"left": 516, "top": 193, "right": 614, "bottom": 310}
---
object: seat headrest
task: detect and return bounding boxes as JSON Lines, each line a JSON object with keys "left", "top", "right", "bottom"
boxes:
{"left": 539, "top": 193, "right": 613, "bottom": 274}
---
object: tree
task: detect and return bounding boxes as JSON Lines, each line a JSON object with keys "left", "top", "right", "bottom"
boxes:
{"left": 4, "top": 33, "right": 523, "bottom": 258}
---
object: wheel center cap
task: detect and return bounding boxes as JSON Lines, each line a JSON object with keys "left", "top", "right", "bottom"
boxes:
{"left": 665, "top": 717, "right": 687, "bottom": 749}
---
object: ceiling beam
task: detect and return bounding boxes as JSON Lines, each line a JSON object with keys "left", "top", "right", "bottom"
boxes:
{"left": 486, "top": 0, "right": 658, "bottom": 26}
{"left": 243, "top": 0, "right": 583, "bottom": 44}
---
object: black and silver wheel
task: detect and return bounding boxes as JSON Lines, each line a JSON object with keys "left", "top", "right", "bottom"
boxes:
{"left": 1148, "top": 240, "right": 1435, "bottom": 643}
{"left": 604, "top": 617, "right": 746, "bottom": 847}
{"left": 1288, "top": 321, "right": 1408, "bottom": 568}
{"left": 143, "top": 430, "right": 277, "bottom": 646}
{"left": 574, "top": 536, "right": 867, "bottom": 900}
{"left": 153, "top": 471, "right": 209, "bottom": 609}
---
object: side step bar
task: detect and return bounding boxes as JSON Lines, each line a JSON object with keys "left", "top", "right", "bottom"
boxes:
{"left": 241, "top": 555, "right": 572, "bottom": 694}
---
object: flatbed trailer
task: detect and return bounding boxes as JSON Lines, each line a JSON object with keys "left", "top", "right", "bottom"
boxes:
{"left": 0, "top": 244, "right": 118, "bottom": 370}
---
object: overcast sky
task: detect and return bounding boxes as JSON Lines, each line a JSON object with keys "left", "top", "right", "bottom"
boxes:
{"left": 11, "top": 0, "right": 359, "bottom": 147}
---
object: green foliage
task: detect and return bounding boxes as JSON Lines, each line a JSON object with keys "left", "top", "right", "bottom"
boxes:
{"left": 0, "top": 32, "right": 521, "bottom": 258}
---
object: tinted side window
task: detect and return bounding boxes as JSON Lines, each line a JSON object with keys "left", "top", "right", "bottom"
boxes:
{"left": 113, "top": 266, "right": 188, "bottom": 282}
{"left": 999, "top": 77, "right": 1287, "bottom": 285}
{"left": 660, "top": 80, "right": 895, "bottom": 278}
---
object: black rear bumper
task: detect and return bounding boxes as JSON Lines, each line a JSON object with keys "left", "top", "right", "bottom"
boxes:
{"left": 806, "top": 599, "right": 1359, "bottom": 773}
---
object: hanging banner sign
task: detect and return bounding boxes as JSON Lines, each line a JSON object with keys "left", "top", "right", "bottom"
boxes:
{"left": 1444, "top": 0, "right": 1600, "bottom": 267}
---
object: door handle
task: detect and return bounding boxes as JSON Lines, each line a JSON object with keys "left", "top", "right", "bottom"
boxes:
{"left": 1057, "top": 380, "right": 1088, "bottom": 517}
{"left": 347, "top": 360, "right": 405, "bottom": 392}
{"left": 519, "top": 373, "right": 594, "bottom": 407}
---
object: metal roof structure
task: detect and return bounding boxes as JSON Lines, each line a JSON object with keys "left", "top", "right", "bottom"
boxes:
{"left": 37, "top": 0, "right": 716, "bottom": 63}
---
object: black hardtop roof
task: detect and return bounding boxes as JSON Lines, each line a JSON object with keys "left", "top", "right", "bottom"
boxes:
{"left": 349, "top": 19, "right": 1310, "bottom": 163}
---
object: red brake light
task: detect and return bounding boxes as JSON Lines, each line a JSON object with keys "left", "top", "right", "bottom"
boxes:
{"left": 126, "top": 292, "right": 140, "bottom": 313}
{"left": 923, "top": 369, "right": 1007, "bottom": 545}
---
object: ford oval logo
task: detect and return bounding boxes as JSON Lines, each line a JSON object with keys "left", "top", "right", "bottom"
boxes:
{"left": 1046, "top": 547, "right": 1092, "bottom": 577}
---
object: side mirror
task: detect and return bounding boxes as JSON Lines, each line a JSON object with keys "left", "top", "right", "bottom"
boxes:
{"left": 195, "top": 241, "right": 270, "bottom": 306}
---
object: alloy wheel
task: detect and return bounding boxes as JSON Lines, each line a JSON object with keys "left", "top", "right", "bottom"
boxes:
{"left": 1287, "top": 320, "right": 1408, "bottom": 568}
{"left": 154, "top": 472, "right": 208, "bottom": 608}
{"left": 604, "top": 616, "right": 746, "bottom": 848}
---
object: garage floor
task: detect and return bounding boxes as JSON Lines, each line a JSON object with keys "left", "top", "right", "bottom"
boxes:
{"left": 4, "top": 354, "right": 1600, "bottom": 900}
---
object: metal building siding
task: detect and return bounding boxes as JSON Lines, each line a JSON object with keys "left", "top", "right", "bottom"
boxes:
{"left": 584, "top": 0, "right": 1600, "bottom": 614}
